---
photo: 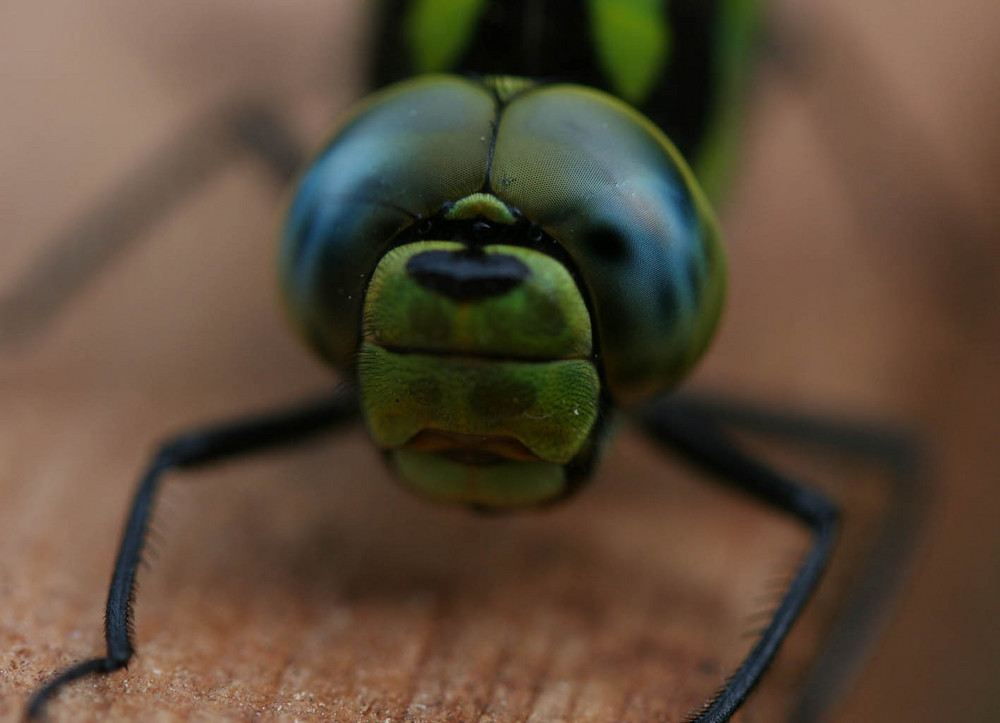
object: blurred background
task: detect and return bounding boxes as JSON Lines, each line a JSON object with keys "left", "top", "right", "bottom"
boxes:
{"left": 1, "top": 0, "right": 998, "bottom": 721}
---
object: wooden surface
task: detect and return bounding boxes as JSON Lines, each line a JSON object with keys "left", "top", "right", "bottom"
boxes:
{"left": 2, "top": 1, "right": 1000, "bottom": 721}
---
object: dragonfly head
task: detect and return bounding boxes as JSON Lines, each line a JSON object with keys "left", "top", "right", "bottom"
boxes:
{"left": 279, "top": 76, "right": 726, "bottom": 508}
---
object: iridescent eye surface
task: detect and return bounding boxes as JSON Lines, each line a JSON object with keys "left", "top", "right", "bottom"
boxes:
{"left": 280, "top": 74, "right": 725, "bottom": 406}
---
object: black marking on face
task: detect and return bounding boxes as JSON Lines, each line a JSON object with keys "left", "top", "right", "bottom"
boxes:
{"left": 406, "top": 250, "right": 530, "bottom": 302}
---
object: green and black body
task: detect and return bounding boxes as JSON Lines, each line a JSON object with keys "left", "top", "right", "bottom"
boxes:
{"left": 370, "top": 0, "right": 763, "bottom": 197}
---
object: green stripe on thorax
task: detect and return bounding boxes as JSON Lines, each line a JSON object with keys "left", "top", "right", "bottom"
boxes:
{"left": 405, "top": 0, "right": 491, "bottom": 72}
{"left": 588, "top": 0, "right": 672, "bottom": 105}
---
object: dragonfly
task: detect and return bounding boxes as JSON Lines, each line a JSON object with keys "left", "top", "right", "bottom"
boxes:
{"left": 20, "top": 1, "right": 926, "bottom": 721}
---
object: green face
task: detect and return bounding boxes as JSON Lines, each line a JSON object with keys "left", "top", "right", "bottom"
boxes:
{"left": 358, "top": 236, "right": 601, "bottom": 508}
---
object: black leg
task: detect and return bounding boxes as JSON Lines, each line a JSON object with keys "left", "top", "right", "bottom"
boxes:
{"left": 668, "top": 392, "right": 926, "bottom": 723}
{"left": 25, "top": 390, "right": 359, "bottom": 720}
{"left": 636, "top": 400, "right": 840, "bottom": 723}
{"left": 0, "top": 101, "right": 306, "bottom": 347}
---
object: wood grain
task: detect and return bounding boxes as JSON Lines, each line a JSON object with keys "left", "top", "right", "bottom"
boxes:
{"left": 2, "top": 1, "right": 999, "bottom": 721}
